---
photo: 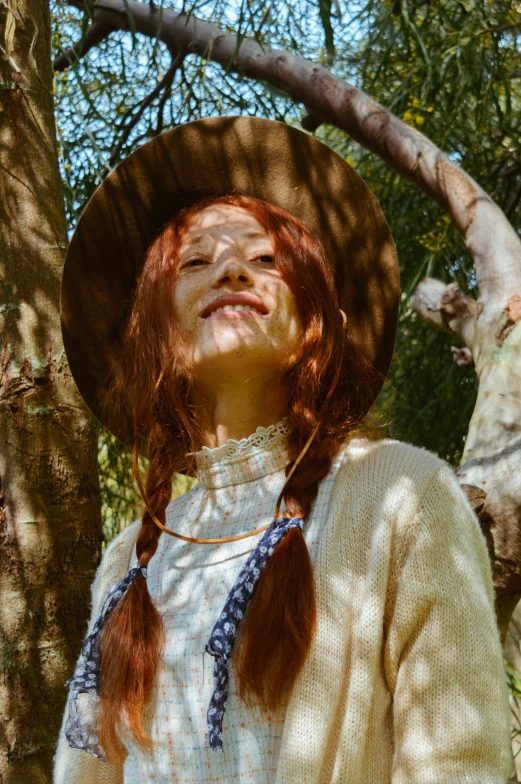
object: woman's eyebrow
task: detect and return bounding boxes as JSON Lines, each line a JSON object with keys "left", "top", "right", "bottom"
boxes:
{"left": 181, "top": 233, "right": 212, "bottom": 249}
{"left": 181, "top": 230, "right": 270, "bottom": 252}
{"left": 240, "top": 230, "right": 270, "bottom": 241}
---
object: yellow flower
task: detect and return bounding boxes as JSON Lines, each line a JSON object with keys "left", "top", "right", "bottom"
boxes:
{"left": 403, "top": 111, "right": 425, "bottom": 127}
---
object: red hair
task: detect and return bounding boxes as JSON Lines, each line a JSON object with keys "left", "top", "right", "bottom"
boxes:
{"left": 99, "top": 195, "right": 375, "bottom": 759}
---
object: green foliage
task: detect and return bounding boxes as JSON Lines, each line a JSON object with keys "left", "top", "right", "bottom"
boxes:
{"left": 97, "top": 426, "right": 145, "bottom": 547}
{"left": 316, "top": 0, "right": 521, "bottom": 461}
{"left": 506, "top": 663, "right": 521, "bottom": 759}
{"left": 51, "top": 0, "right": 521, "bottom": 542}
{"left": 98, "top": 425, "right": 197, "bottom": 549}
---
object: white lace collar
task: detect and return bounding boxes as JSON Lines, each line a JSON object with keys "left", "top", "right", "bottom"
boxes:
{"left": 194, "top": 420, "right": 292, "bottom": 490}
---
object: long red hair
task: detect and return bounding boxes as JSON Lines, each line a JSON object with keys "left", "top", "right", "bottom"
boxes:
{"left": 98, "top": 195, "right": 376, "bottom": 759}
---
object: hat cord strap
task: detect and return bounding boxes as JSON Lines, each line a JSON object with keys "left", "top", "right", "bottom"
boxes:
{"left": 135, "top": 312, "right": 347, "bottom": 545}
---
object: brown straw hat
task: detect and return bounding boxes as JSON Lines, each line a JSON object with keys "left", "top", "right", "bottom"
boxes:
{"left": 60, "top": 116, "right": 399, "bottom": 450}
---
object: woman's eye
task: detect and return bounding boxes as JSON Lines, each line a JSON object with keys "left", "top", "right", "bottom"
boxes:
{"left": 257, "top": 254, "right": 274, "bottom": 264}
{"left": 184, "top": 258, "right": 207, "bottom": 268}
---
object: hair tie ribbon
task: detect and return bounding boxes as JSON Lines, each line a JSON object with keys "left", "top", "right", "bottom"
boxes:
{"left": 64, "top": 565, "right": 147, "bottom": 760}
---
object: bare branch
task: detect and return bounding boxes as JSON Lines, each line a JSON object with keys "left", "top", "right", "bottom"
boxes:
{"left": 451, "top": 346, "right": 474, "bottom": 367}
{"left": 411, "top": 278, "right": 477, "bottom": 350}
{"left": 60, "top": 0, "right": 521, "bottom": 323}
{"left": 109, "top": 49, "right": 184, "bottom": 166}
{"left": 411, "top": 278, "right": 452, "bottom": 334}
{"left": 53, "top": 18, "right": 116, "bottom": 72}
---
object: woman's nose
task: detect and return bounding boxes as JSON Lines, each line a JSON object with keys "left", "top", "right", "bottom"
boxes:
{"left": 213, "top": 255, "right": 253, "bottom": 287}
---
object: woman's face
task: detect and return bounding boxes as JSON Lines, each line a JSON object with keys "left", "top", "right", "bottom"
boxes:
{"left": 173, "top": 204, "right": 301, "bottom": 383}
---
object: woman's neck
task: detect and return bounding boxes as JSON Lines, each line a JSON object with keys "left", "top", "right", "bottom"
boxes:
{"left": 193, "top": 372, "right": 290, "bottom": 449}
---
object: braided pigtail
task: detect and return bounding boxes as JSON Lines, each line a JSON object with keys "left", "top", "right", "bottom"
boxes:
{"left": 98, "top": 435, "right": 175, "bottom": 760}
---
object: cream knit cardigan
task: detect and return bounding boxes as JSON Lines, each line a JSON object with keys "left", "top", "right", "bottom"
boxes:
{"left": 54, "top": 438, "right": 512, "bottom": 783}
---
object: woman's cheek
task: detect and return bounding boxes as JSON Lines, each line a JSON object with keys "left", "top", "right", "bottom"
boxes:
{"left": 173, "top": 282, "right": 199, "bottom": 335}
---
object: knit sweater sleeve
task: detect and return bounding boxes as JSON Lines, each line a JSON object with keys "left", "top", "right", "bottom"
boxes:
{"left": 384, "top": 463, "right": 512, "bottom": 783}
{"left": 53, "top": 520, "right": 141, "bottom": 784}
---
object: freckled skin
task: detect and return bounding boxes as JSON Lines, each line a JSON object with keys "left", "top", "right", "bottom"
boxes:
{"left": 173, "top": 204, "right": 301, "bottom": 389}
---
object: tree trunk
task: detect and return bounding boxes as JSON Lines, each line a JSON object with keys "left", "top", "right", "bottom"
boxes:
{"left": 0, "top": 0, "right": 102, "bottom": 778}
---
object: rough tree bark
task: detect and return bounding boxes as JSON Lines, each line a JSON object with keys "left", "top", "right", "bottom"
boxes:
{"left": 411, "top": 277, "right": 521, "bottom": 642}
{"left": 0, "top": 0, "right": 102, "bottom": 779}
{"left": 55, "top": 0, "right": 521, "bottom": 643}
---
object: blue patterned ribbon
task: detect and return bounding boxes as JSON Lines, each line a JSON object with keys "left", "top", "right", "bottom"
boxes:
{"left": 64, "top": 565, "right": 147, "bottom": 760}
{"left": 64, "top": 516, "right": 305, "bottom": 759}
{"left": 205, "top": 516, "right": 304, "bottom": 751}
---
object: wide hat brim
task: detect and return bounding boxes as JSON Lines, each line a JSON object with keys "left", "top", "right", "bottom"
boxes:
{"left": 60, "top": 116, "right": 399, "bottom": 450}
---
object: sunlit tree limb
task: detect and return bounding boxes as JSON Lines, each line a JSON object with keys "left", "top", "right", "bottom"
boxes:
{"left": 411, "top": 278, "right": 477, "bottom": 350}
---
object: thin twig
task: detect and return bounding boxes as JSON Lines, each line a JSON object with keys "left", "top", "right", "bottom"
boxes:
{"left": 155, "top": 51, "right": 184, "bottom": 135}
{"left": 53, "top": 18, "right": 116, "bottom": 72}
{"left": 475, "top": 21, "right": 521, "bottom": 37}
{"left": 109, "top": 49, "right": 185, "bottom": 165}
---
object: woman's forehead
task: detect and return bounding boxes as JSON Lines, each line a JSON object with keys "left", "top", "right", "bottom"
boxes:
{"left": 182, "top": 204, "right": 270, "bottom": 247}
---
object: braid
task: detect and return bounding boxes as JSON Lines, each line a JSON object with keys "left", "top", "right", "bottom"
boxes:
{"left": 98, "top": 433, "right": 175, "bottom": 760}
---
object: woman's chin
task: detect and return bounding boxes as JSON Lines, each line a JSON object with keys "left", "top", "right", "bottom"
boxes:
{"left": 191, "top": 343, "right": 283, "bottom": 373}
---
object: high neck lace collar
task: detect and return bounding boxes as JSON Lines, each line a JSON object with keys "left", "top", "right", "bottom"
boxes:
{"left": 194, "top": 420, "right": 292, "bottom": 490}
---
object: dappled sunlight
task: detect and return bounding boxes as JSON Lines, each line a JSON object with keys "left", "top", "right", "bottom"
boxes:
{"left": 1, "top": 77, "right": 103, "bottom": 775}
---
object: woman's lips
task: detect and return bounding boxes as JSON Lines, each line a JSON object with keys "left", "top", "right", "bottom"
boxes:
{"left": 201, "top": 294, "right": 269, "bottom": 318}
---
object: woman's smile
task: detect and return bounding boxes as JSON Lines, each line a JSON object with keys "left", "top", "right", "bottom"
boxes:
{"left": 200, "top": 293, "right": 269, "bottom": 319}
{"left": 173, "top": 203, "right": 300, "bottom": 379}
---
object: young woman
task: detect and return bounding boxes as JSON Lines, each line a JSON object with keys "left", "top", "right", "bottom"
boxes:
{"left": 55, "top": 116, "right": 511, "bottom": 783}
